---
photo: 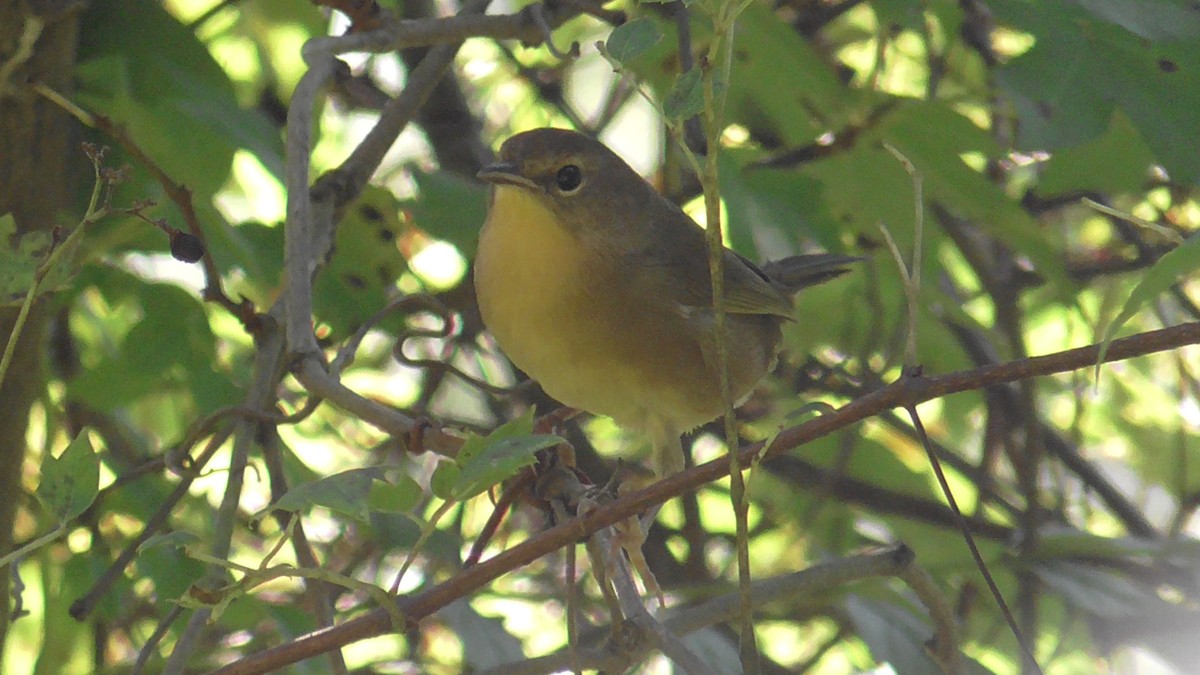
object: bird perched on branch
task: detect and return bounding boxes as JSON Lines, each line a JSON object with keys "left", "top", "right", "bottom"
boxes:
{"left": 474, "top": 128, "right": 856, "bottom": 477}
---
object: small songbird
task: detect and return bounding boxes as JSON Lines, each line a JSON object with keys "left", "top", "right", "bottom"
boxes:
{"left": 474, "top": 128, "right": 855, "bottom": 476}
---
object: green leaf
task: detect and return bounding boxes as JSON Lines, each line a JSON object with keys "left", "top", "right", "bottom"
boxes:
{"left": 718, "top": 150, "right": 844, "bottom": 256}
{"left": 37, "top": 431, "right": 100, "bottom": 524}
{"left": 1034, "top": 526, "right": 1199, "bottom": 560}
{"left": 725, "top": 3, "right": 852, "bottom": 143}
{"left": 1036, "top": 111, "right": 1156, "bottom": 196}
{"left": 140, "top": 539, "right": 206, "bottom": 601}
{"left": 663, "top": 68, "right": 704, "bottom": 120}
{"left": 368, "top": 475, "right": 423, "bottom": 513}
{"left": 992, "top": 0, "right": 1200, "bottom": 183}
{"left": 77, "top": 0, "right": 284, "bottom": 196}
{"left": 605, "top": 18, "right": 663, "bottom": 66}
{"left": 442, "top": 599, "right": 526, "bottom": 669}
{"left": 430, "top": 461, "right": 461, "bottom": 501}
{"left": 312, "top": 186, "right": 410, "bottom": 337}
{"left": 264, "top": 467, "right": 391, "bottom": 523}
{"left": 406, "top": 170, "right": 489, "bottom": 257}
{"left": 69, "top": 281, "right": 225, "bottom": 412}
{"left": 876, "top": 101, "right": 1066, "bottom": 288}
{"left": 1073, "top": 0, "right": 1200, "bottom": 40}
{"left": 457, "top": 408, "right": 537, "bottom": 467}
{"left": 139, "top": 531, "right": 202, "bottom": 552}
{"left": 438, "top": 410, "right": 560, "bottom": 502}
{"left": 451, "top": 434, "right": 561, "bottom": 501}
{"left": 0, "top": 213, "right": 75, "bottom": 306}
{"left": 1097, "top": 232, "right": 1200, "bottom": 372}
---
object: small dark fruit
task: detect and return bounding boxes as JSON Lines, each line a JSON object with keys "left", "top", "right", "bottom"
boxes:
{"left": 170, "top": 231, "right": 205, "bottom": 263}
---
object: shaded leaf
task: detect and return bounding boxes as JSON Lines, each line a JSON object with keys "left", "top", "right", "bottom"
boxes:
{"left": 1074, "top": 0, "right": 1200, "bottom": 40}
{"left": 37, "top": 431, "right": 100, "bottom": 524}
{"left": 664, "top": 68, "right": 704, "bottom": 120}
{"left": 1034, "top": 526, "right": 1200, "bottom": 561}
{"left": 430, "top": 461, "right": 461, "bottom": 501}
{"left": 457, "top": 408, "right": 536, "bottom": 467}
{"left": 77, "top": 0, "right": 284, "bottom": 195}
{"left": 605, "top": 18, "right": 663, "bottom": 66}
{"left": 1035, "top": 112, "right": 1156, "bottom": 196}
{"left": 726, "top": 3, "right": 852, "bottom": 143}
{"left": 681, "top": 628, "right": 741, "bottom": 673}
{"left": 139, "top": 531, "right": 202, "bottom": 552}
{"left": 992, "top": 0, "right": 1200, "bottom": 183}
{"left": 406, "top": 170, "right": 489, "bottom": 257}
{"left": 844, "top": 594, "right": 945, "bottom": 674}
{"left": 0, "top": 213, "right": 75, "bottom": 306}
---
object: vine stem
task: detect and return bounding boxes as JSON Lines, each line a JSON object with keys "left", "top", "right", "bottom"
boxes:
{"left": 694, "top": 2, "right": 758, "bottom": 669}
{"left": 0, "top": 160, "right": 106, "bottom": 391}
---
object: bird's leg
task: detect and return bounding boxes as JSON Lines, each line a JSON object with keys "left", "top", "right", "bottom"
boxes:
{"left": 641, "top": 429, "right": 685, "bottom": 532}
{"left": 612, "top": 488, "right": 665, "bottom": 608}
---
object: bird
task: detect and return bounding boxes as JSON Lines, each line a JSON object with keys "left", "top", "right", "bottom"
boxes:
{"left": 473, "top": 127, "right": 856, "bottom": 477}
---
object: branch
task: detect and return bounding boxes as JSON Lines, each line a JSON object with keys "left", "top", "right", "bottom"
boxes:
{"left": 164, "top": 307, "right": 289, "bottom": 672}
{"left": 213, "top": 322, "right": 1200, "bottom": 674}
{"left": 286, "top": 0, "right": 562, "bottom": 434}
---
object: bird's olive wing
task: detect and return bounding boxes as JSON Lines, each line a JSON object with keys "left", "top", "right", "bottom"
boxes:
{"left": 621, "top": 213, "right": 794, "bottom": 319}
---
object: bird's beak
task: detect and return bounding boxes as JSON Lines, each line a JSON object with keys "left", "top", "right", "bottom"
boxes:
{"left": 478, "top": 162, "right": 540, "bottom": 190}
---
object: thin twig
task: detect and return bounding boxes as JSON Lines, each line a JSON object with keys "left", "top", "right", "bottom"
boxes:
{"left": 29, "top": 82, "right": 261, "bottom": 330}
{"left": 905, "top": 394, "right": 1041, "bottom": 673}
{"left": 164, "top": 310, "right": 287, "bottom": 672}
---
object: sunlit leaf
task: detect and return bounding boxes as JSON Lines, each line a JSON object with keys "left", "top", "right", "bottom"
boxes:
{"left": 451, "top": 434, "right": 560, "bottom": 501}
{"left": 1098, "top": 233, "right": 1200, "bottom": 373}
{"left": 265, "top": 467, "right": 391, "bottom": 523}
{"left": 369, "top": 475, "right": 423, "bottom": 513}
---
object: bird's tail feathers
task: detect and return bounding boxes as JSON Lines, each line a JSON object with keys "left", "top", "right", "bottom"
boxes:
{"left": 761, "top": 254, "right": 863, "bottom": 295}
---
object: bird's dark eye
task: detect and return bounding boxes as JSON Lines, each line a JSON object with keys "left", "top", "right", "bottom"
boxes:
{"left": 555, "top": 164, "right": 583, "bottom": 193}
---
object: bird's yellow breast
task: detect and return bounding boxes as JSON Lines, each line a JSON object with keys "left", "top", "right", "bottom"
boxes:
{"left": 475, "top": 185, "right": 586, "bottom": 335}
{"left": 475, "top": 187, "right": 692, "bottom": 426}
{"left": 474, "top": 186, "right": 594, "bottom": 384}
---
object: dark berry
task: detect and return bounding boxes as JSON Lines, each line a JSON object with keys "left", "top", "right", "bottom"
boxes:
{"left": 170, "top": 232, "right": 205, "bottom": 263}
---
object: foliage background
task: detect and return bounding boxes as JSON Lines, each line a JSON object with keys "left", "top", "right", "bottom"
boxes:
{"left": 2, "top": 0, "right": 1200, "bottom": 672}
